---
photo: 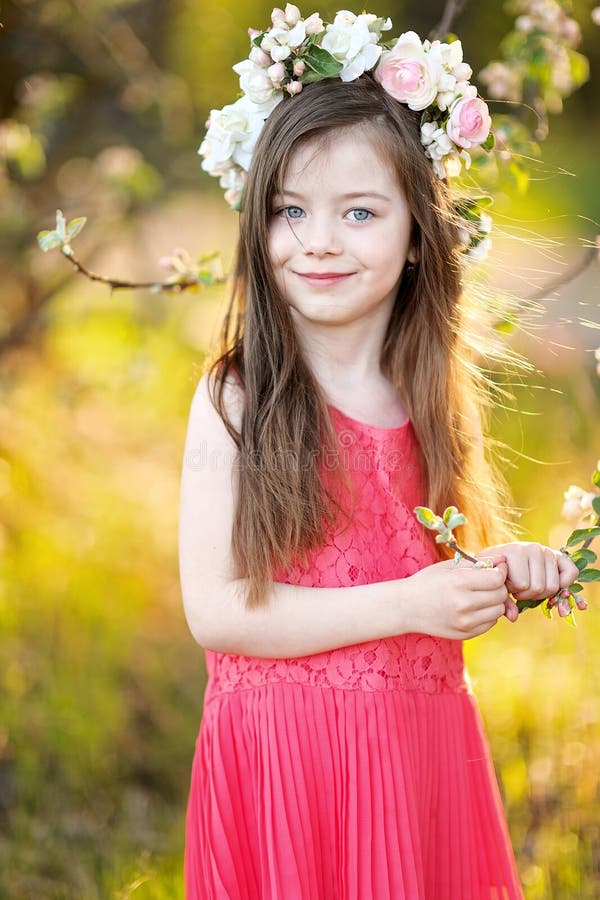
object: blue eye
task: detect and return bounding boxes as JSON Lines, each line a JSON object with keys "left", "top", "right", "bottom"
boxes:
{"left": 278, "top": 206, "right": 304, "bottom": 219}
{"left": 347, "top": 208, "right": 373, "bottom": 222}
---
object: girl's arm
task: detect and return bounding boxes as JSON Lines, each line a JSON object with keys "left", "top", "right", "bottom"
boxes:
{"left": 178, "top": 374, "right": 511, "bottom": 659}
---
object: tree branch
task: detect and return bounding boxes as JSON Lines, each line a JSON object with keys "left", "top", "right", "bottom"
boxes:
{"left": 529, "top": 245, "right": 599, "bottom": 301}
{"left": 58, "top": 246, "right": 226, "bottom": 293}
{"left": 430, "top": 0, "right": 468, "bottom": 40}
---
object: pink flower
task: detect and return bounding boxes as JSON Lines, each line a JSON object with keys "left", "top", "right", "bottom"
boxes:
{"left": 286, "top": 80, "right": 303, "bottom": 95}
{"left": 446, "top": 96, "right": 491, "bottom": 149}
{"left": 293, "top": 59, "right": 306, "bottom": 77}
{"left": 374, "top": 32, "right": 438, "bottom": 111}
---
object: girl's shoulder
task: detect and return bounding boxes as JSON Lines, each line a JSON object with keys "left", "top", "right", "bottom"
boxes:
{"left": 190, "top": 369, "right": 244, "bottom": 445}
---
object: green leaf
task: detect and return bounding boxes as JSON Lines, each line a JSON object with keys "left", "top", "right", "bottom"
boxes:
{"left": 67, "top": 216, "right": 86, "bottom": 240}
{"left": 568, "top": 582, "right": 583, "bottom": 593}
{"left": 565, "top": 526, "right": 600, "bottom": 547}
{"left": 541, "top": 598, "right": 552, "bottom": 619}
{"left": 507, "top": 161, "right": 529, "bottom": 194}
{"left": 435, "top": 532, "right": 450, "bottom": 543}
{"left": 454, "top": 551, "right": 462, "bottom": 566}
{"left": 493, "top": 316, "right": 517, "bottom": 334}
{"left": 482, "top": 131, "right": 495, "bottom": 151}
{"left": 592, "top": 470, "right": 600, "bottom": 489}
{"left": 516, "top": 598, "right": 542, "bottom": 611}
{"left": 37, "top": 230, "right": 63, "bottom": 251}
{"left": 577, "top": 568, "right": 600, "bottom": 583}
{"left": 443, "top": 505, "right": 458, "bottom": 524}
{"left": 571, "top": 548, "right": 597, "bottom": 566}
{"left": 302, "top": 45, "right": 343, "bottom": 78}
{"left": 592, "top": 496, "right": 600, "bottom": 516}
{"left": 568, "top": 50, "right": 590, "bottom": 89}
{"left": 447, "top": 512, "right": 466, "bottom": 530}
{"left": 414, "top": 506, "right": 439, "bottom": 529}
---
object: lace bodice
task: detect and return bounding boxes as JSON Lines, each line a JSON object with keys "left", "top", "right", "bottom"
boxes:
{"left": 203, "top": 405, "right": 469, "bottom": 705}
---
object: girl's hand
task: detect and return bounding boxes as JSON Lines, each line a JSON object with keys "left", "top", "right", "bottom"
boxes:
{"left": 406, "top": 555, "right": 511, "bottom": 640}
{"left": 476, "top": 542, "right": 581, "bottom": 614}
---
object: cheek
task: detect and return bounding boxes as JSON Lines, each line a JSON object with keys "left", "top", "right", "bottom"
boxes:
{"left": 267, "top": 222, "right": 292, "bottom": 267}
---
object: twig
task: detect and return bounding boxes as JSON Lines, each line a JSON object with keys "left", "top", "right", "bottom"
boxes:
{"left": 529, "top": 245, "right": 598, "bottom": 301}
{"left": 59, "top": 246, "right": 226, "bottom": 293}
{"left": 430, "top": 0, "right": 468, "bottom": 40}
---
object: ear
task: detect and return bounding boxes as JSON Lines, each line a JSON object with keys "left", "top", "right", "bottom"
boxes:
{"left": 407, "top": 246, "right": 418, "bottom": 264}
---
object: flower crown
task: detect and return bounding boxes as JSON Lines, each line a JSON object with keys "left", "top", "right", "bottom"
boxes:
{"left": 198, "top": 6, "right": 494, "bottom": 259}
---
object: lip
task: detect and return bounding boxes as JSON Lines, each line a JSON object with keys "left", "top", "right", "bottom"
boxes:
{"left": 294, "top": 271, "right": 355, "bottom": 286}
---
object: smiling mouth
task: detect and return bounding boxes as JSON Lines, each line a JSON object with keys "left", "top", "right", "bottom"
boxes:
{"left": 294, "top": 271, "right": 355, "bottom": 284}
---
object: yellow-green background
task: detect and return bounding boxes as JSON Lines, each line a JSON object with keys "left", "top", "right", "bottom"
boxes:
{"left": 1, "top": 1, "right": 599, "bottom": 896}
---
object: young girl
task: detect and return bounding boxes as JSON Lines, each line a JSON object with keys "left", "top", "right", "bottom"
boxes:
{"left": 179, "top": 11, "right": 579, "bottom": 898}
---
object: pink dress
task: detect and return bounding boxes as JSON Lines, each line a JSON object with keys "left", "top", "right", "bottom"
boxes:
{"left": 184, "top": 405, "right": 524, "bottom": 899}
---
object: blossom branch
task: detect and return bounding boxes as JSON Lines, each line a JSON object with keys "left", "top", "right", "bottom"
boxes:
{"left": 55, "top": 245, "right": 225, "bottom": 294}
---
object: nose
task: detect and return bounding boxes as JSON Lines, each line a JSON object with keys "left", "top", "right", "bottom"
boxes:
{"left": 304, "top": 213, "right": 342, "bottom": 257}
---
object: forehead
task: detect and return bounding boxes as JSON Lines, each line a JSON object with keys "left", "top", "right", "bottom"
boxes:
{"left": 279, "top": 127, "right": 399, "bottom": 195}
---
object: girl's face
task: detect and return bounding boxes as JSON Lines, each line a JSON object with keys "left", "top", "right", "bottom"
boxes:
{"left": 267, "top": 127, "right": 416, "bottom": 331}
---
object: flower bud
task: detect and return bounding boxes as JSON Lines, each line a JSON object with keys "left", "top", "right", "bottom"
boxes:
{"left": 285, "top": 80, "right": 303, "bottom": 95}
{"left": 304, "top": 12, "right": 324, "bottom": 34}
{"left": 557, "top": 597, "right": 572, "bottom": 617}
{"left": 293, "top": 59, "right": 306, "bottom": 77}
{"left": 271, "top": 7, "right": 286, "bottom": 27}
{"left": 268, "top": 61, "right": 286, "bottom": 84}
{"left": 250, "top": 46, "right": 272, "bottom": 67}
{"left": 284, "top": 3, "right": 301, "bottom": 26}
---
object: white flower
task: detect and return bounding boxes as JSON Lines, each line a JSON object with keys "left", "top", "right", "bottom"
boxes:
{"left": 322, "top": 13, "right": 382, "bottom": 82}
{"left": 593, "top": 7, "right": 600, "bottom": 26}
{"left": 262, "top": 20, "right": 307, "bottom": 60}
{"left": 420, "top": 121, "right": 454, "bottom": 159}
{"left": 466, "top": 237, "right": 492, "bottom": 263}
{"left": 198, "top": 93, "right": 283, "bottom": 176}
{"left": 479, "top": 212, "right": 493, "bottom": 234}
{"left": 249, "top": 46, "right": 271, "bottom": 67}
{"left": 232, "top": 59, "right": 277, "bottom": 105}
{"left": 219, "top": 165, "right": 247, "bottom": 207}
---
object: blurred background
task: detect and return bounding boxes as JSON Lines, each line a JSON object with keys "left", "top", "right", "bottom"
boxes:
{"left": 1, "top": 0, "right": 599, "bottom": 897}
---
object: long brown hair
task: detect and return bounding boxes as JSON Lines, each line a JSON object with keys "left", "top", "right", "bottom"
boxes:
{"left": 204, "top": 73, "right": 521, "bottom": 610}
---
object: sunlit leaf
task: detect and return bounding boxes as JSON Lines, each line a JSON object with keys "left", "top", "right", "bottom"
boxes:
{"left": 37, "top": 230, "right": 63, "bottom": 251}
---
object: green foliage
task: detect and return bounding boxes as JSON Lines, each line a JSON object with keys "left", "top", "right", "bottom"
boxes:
{"left": 37, "top": 209, "right": 87, "bottom": 253}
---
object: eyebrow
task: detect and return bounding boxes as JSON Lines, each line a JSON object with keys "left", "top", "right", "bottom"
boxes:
{"left": 274, "top": 190, "right": 391, "bottom": 203}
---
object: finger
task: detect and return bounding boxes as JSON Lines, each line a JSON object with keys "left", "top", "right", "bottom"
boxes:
{"left": 471, "top": 602, "right": 507, "bottom": 630}
{"left": 543, "top": 548, "right": 560, "bottom": 598}
{"left": 505, "top": 553, "right": 530, "bottom": 595}
{"left": 471, "top": 563, "right": 508, "bottom": 590}
{"left": 557, "top": 551, "right": 580, "bottom": 588}
{"left": 504, "top": 596, "right": 519, "bottom": 622}
{"left": 469, "top": 587, "right": 509, "bottom": 610}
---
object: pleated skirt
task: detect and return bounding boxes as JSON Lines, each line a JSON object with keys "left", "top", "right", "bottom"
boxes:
{"left": 184, "top": 683, "right": 524, "bottom": 899}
